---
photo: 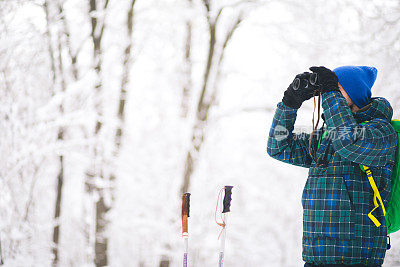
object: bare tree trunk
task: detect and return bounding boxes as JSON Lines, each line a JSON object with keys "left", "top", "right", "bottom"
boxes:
{"left": 113, "top": 0, "right": 136, "bottom": 153}
{"left": 52, "top": 154, "right": 63, "bottom": 266}
{"left": 84, "top": 1, "right": 110, "bottom": 266}
{"left": 180, "top": 4, "right": 243, "bottom": 194}
{"left": 44, "top": 1, "right": 56, "bottom": 85}
{"left": 51, "top": 0, "right": 83, "bottom": 263}
{"left": 49, "top": 1, "right": 84, "bottom": 263}
{"left": 100, "top": 0, "right": 136, "bottom": 262}
{"left": 59, "top": 2, "right": 79, "bottom": 81}
{"left": 85, "top": 1, "right": 136, "bottom": 266}
{"left": 52, "top": 5, "right": 70, "bottom": 262}
{"left": 180, "top": 10, "right": 216, "bottom": 195}
{"left": 44, "top": 2, "right": 67, "bottom": 265}
{"left": 181, "top": 0, "right": 193, "bottom": 118}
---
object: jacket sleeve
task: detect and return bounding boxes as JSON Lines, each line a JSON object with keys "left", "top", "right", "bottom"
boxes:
{"left": 321, "top": 90, "right": 397, "bottom": 167}
{"left": 267, "top": 101, "right": 313, "bottom": 168}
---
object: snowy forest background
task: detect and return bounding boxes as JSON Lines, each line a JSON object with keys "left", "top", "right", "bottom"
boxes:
{"left": 1, "top": 0, "right": 400, "bottom": 266}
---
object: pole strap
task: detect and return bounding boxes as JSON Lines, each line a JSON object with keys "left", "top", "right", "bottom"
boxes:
{"left": 215, "top": 188, "right": 226, "bottom": 238}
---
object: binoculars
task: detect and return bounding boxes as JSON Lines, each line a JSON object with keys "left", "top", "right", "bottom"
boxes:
{"left": 293, "top": 73, "right": 318, "bottom": 91}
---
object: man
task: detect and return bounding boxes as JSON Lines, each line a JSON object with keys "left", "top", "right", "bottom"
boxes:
{"left": 267, "top": 66, "right": 398, "bottom": 267}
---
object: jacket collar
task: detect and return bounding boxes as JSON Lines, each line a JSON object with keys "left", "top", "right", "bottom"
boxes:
{"left": 321, "top": 97, "right": 393, "bottom": 124}
{"left": 352, "top": 97, "right": 393, "bottom": 123}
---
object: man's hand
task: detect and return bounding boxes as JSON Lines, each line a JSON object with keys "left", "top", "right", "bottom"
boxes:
{"left": 282, "top": 72, "right": 316, "bottom": 109}
{"left": 309, "top": 66, "right": 340, "bottom": 93}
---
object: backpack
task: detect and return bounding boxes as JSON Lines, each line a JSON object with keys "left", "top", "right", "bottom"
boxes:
{"left": 317, "top": 119, "right": 400, "bottom": 234}
{"left": 359, "top": 119, "right": 400, "bottom": 234}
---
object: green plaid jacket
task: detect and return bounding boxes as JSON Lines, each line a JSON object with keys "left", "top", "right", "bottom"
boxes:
{"left": 267, "top": 90, "right": 398, "bottom": 265}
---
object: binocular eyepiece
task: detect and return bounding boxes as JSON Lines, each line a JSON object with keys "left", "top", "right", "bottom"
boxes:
{"left": 293, "top": 73, "right": 318, "bottom": 91}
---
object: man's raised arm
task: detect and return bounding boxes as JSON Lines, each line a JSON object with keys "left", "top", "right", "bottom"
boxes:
{"left": 267, "top": 72, "right": 317, "bottom": 168}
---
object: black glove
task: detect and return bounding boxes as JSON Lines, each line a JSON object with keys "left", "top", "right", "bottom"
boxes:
{"left": 309, "top": 66, "right": 339, "bottom": 93}
{"left": 282, "top": 72, "right": 317, "bottom": 109}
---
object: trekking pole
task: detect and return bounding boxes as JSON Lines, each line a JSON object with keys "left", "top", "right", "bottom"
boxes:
{"left": 182, "top": 193, "right": 191, "bottom": 267}
{"left": 215, "top": 186, "right": 233, "bottom": 267}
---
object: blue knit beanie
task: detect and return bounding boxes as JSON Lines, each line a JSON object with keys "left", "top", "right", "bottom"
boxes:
{"left": 333, "top": 66, "right": 377, "bottom": 109}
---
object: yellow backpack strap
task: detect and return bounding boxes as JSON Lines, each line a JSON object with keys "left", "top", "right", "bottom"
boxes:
{"left": 360, "top": 164, "right": 386, "bottom": 227}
